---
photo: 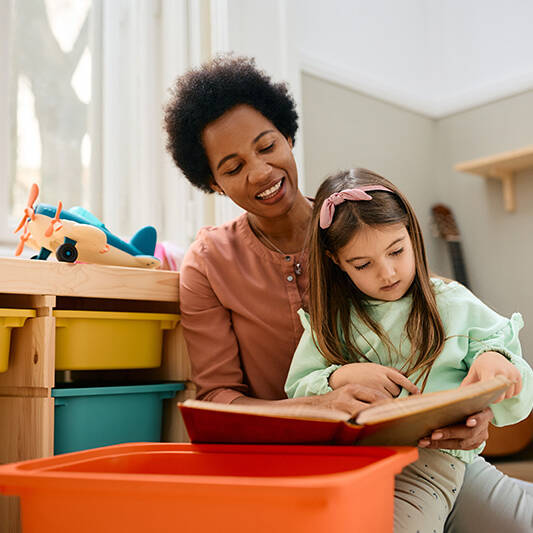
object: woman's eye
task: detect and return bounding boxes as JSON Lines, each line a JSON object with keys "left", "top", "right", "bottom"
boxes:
{"left": 390, "top": 248, "right": 404, "bottom": 256}
{"left": 226, "top": 164, "right": 242, "bottom": 175}
{"left": 259, "top": 142, "right": 274, "bottom": 153}
{"left": 354, "top": 262, "right": 370, "bottom": 271}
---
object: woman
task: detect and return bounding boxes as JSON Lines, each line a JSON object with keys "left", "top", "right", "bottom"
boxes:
{"left": 164, "top": 54, "right": 533, "bottom": 531}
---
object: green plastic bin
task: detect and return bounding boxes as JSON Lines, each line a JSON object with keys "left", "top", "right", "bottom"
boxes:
{"left": 52, "top": 382, "right": 185, "bottom": 455}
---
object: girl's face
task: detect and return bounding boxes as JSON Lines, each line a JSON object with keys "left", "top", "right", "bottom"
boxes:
{"left": 202, "top": 104, "right": 299, "bottom": 218}
{"left": 333, "top": 223, "right": 416, "bottom": 302}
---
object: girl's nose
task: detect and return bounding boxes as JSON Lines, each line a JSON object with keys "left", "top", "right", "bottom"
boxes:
{"left": 379, "top": 262, "right": 396, "bottom": 281}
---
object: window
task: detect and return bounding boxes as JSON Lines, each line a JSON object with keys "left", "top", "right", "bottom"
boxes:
{"left": 2, "top": 0, "right": 92, "bottom": 252}
{"left": 1, "top": 0, "right": 233, "bottom": 257}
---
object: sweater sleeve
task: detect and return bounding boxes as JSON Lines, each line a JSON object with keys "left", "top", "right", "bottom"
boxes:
{"left": 467, "top": 312, "right": 533, "bottom": 426}
{"left": 441, "top": 281, "right": 533, "bottom": 427}
{"left": 179, "top": 237, "right": 247, "bottom": 404}
{"left": 284, "top": 309, "right": 341, "bottom": 398}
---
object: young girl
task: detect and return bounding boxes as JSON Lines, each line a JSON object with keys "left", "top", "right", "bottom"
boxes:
{"left": 285, "top": 168, "right": 533, "bottom": 533}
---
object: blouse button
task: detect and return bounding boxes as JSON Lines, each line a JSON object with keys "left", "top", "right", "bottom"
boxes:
{"left": 285, "top": 255, "right": 291, "bottom": 261}
{"left": 287, "top": 275, "right": 294, "bottom": 282}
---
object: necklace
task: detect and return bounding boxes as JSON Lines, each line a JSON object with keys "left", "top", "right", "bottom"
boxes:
{"left": 249, "top": 218, "right": 303, "bottom": 276}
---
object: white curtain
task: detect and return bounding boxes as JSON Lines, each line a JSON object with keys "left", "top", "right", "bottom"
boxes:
{"left": 0, "top": 0, "right": 13, "bottom": 245}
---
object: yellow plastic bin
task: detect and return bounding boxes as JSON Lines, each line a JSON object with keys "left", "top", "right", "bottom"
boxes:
{"left": 0, "top": 308, "right": 36, "bottom": 372}
{"left": 53, "top": 311, "right": 179, "bottom": 370}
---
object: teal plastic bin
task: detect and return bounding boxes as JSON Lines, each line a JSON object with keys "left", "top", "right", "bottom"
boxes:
{"left": 52, "top": 383, "right": 185, "bottom": 455}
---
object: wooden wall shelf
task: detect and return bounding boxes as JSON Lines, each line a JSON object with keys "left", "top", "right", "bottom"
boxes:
{"left": 454, "top": 145, "right": 533, "bottom": 212}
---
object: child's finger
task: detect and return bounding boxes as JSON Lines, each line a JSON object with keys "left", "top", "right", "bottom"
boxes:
{"left": 494, "top": 392, "right": 506, "bottom": 403}
{"left": 383, "top": 379, "right": 401, "bottom": 397}
{"left": 508, "top": 381, "right": 520, "bottom": 399}
{"left": 460, "top": 370, "right": 480, "bottom": 387}
{"left": 389, "top": 371, "right": 419, "bottom": 394}
{"left": 514, "top": 375, "right": 523, "bottom": 395}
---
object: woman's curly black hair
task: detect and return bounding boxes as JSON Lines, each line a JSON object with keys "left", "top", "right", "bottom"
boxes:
{"left": 163, "top": 54, "right": 299, "bottom": 193}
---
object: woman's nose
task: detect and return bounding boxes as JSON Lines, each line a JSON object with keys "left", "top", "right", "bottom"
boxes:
{"left": 249, "top": 158, "right": 272, "bottom": 183}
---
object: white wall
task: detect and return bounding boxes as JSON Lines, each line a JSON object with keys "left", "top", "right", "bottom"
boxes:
{"left": 435, "top": 0, "right": 533, "bottom": 108}
{"left": 295, "top": 0, "right": 533, "bottom": 117}
{"left": 434, "top": 90, "right": 533, "bottom": 359}
{"left": 301, "top": 73, "right": 444, "bottom": 273}
{"left": 297, "top": 0, "right": 435, "bottom": 115}
{"left": 301, "top": 72, "right": 533, "bottom": 363}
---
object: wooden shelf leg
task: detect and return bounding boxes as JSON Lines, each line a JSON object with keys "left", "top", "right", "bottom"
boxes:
{"left": 500, "top": 171, "right": 515, "bottom": 212}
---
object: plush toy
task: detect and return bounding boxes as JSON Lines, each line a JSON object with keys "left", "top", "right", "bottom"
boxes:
{"left": 14, "top": 184, "right": 160, "bottom": 269}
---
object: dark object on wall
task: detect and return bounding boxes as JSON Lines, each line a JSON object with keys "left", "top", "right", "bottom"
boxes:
{"left": 431, "top": 204, "right": 470, "bottom": 288}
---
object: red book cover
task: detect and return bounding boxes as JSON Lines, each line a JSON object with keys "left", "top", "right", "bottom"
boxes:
{"left": 179, "top": 376, "right": 513, "bottom": 446}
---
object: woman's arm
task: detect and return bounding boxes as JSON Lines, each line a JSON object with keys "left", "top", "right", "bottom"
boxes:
{"left": 180, "top": 242, "right": 249, "bottom": 404}
{"left": 283, "top": 309, "right": 392, "bottom": 414}
{"left": 232, "top": 383, "right": 389, "bottom": 417}
{"left": 181, "top": 240, "right": 390, "bottom": 411}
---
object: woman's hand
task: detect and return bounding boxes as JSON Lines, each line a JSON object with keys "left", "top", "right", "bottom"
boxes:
{"left": 461, "top": 351, "right": 522, "bottom": 401}
{"left": 310, "top": 383, "right": 392, "bottom": 417}
{"left": 235, "top": 383, "right": 390, "bottom": 418}
{"left": 329, "top": 362, "right": 419, "bottom": 397}
{"left": 418, "top": 407, "right": 493, "bottom": 450}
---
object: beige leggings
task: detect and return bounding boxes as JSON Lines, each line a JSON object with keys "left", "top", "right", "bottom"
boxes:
{"left": 394, "top": 448, "right": 465, "bottom": 533}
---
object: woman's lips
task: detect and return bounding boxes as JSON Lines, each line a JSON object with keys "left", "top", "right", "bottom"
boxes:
{"left": 255, "top": 178, "right": 285, "bottom": 204}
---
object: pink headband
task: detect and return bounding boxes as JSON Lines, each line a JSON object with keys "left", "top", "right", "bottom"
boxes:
{"left": 319, "top": 185, "right": 393, "bottom": 229}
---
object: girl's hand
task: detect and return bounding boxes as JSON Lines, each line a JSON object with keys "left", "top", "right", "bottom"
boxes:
{"left": 461, "top": 351, "right": 522, "bottom": 402}
{"left": 329, "top": 362, "right": 419, "bottom": 397}
{"left": 419, "top": 407, "right": 493, "bottom": 450}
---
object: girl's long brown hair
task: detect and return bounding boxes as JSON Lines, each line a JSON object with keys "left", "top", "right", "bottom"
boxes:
{"left": 308, "top": 168, "right": 445, "bottom": 389}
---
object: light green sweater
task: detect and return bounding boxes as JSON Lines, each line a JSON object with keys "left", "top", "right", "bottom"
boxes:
{"left": 285, "top": 278, "right": 533, "bottom": 463}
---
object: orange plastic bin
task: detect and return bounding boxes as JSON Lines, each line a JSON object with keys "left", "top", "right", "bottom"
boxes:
{"left": 0, "top": 442, "right": 417, "bottom": 533}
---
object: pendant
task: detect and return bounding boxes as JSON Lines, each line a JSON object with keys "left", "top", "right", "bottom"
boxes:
{"left": 294, "top": 262, "right": 302, "bottom": 276}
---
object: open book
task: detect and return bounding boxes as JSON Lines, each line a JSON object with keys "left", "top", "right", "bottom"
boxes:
{"left": 179, "top": 376, "right": 511, "bottom": 446}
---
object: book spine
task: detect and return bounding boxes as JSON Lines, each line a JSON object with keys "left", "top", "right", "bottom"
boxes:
{"left": 334, "top": 422, "right": 363, "bottom": 444}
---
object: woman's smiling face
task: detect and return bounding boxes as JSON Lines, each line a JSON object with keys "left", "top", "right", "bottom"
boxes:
{"left": 201, "top": 104, "right": 299, "bottom": 218}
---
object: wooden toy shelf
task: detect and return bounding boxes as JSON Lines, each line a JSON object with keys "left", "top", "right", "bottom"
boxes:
{"left": 0, "top": 257, "right": 191, "bottom": 533}
{"left": 455, "top": 145, "right": 533, "bottom": 212}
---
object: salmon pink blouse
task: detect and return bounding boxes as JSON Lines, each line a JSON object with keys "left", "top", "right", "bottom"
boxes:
{"left": 179, "top": 213, "right": 309, "bottom": 403}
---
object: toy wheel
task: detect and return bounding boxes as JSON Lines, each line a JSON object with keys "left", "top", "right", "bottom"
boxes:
{"left": 56, "top": 243, "right": 78, "bottom": 263}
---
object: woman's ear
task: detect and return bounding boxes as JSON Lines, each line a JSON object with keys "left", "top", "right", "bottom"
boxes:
{"left": 209, "top": 181, "right": 224, "bottom": 195}
{"left": 287, "top": 137, "right": 293, "bottom": 149}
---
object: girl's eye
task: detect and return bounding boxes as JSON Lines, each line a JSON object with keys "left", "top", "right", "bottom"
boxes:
{"left": 390, "top": 248, "right": 404, "bottom": 256}
{"left": 259, "top": 142, "right": 274, "bottom": 153}
{"left": 226, "top": 164, "right": 242, "bottom": 175}
{"left": 354, "top": 262, "right": 370, "bottom": 271}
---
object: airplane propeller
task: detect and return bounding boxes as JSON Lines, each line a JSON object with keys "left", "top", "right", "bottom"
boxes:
{"left": 15, "top": 228, "right": 31, "bottom": 257}
{"left": 14, "top": 183, "right": 39, "bottom": 233}
{"left": 14, "top": 183, "right": 40, "bottom": 256}
{"left": 44, "top": 201, "right": 63, "bottom": 237}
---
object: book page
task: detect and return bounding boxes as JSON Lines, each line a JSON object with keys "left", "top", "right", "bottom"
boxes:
{"left": 355, "top": 376, "right": 511, "bottom": 425}
{"left": 181, "top": 399, "right": 349, "bottom": 422}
